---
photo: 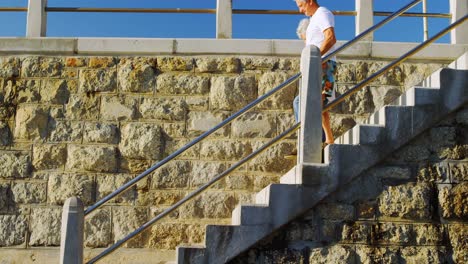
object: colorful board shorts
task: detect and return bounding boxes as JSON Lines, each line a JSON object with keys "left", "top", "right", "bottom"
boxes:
{"left": 322, "top": 60, "right": 337, "bottom": 105}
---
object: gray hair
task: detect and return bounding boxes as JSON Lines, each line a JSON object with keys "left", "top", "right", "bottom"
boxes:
{"left": 296, "top": 18, "right": 309, "bottom": 39}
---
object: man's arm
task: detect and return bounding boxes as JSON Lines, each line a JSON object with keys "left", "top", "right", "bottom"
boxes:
{"left": 320, "top": 27, "right": 336, "bottom": 56}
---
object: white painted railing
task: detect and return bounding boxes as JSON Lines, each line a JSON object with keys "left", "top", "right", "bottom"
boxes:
{"left": 0, "top": 0, "right": 465, "bottom": 44}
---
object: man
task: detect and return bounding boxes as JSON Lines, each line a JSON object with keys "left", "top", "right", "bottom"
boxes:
{"left": 294, "top": 0, "right": 337, "bottom": 146}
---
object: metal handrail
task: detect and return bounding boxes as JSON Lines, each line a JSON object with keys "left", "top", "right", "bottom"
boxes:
{"left": 84, "top": 0, "right": 422, "bottom": 217}
{"left": 84, "top": 1, "right": 436, "bottom": 262}
{"left": 84, "top": 73, "right": 301, "bottom": 216}
{"left": 87, "top": 123, "right": 300, "bottom": 264}
{"left": 324, "top": 14, "right": 467, "bottom": 113}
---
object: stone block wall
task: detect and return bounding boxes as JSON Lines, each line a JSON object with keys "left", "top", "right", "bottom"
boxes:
{"left": 232, "top": 105, "right": 468, "bottom": 264}
{"left": 0, "top": 55, "right": 447, "bottom": 251}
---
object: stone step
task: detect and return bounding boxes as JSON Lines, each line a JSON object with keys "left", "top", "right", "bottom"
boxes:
{"left": 231, "top": 204, "right": 270, "bottom": 226}
{"left": 393, "top": 86, "right": 440, "bottom": 107}
{"left": 280, "top": 163, "right": 329, "bottom": 187}
{"left": 334, "top": 124, "right": 385, "bottom": 145}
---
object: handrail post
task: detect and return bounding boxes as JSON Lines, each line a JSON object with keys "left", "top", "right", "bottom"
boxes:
{"left": 297, "top": 45, "right": 322, "bottom": 168}
{"left": 60, "top": 197, "right": 84, "bottom": 264}
{"left": 216, "top": 0, "right": 232, "bottom": 39}
{"left": 356, "top": 0, "right": 374, "bottom": 41}
{"left": 26, "top": 0, "right": 47, "bottom": 37}
{"left": 450, "top": 0, "right": 468, "bottom": 44}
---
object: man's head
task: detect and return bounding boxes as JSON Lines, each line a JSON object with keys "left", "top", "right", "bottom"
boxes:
{"left": 295, "top": 0, "right": 319, "bottom": 16}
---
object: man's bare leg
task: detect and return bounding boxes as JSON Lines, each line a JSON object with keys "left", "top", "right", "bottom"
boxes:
{"left": 322, "top": 111, "right": 334, "bottom": 144}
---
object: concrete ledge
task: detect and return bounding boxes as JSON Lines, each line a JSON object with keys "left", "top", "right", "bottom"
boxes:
{"left": 0, "top": 38, "right": 466, "bottom": 59}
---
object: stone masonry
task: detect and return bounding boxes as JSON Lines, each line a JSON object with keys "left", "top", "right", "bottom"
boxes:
{"left": 0, "top": 55, "right": 449, "bottom": 255}
{"left": 231, "top": 105, "right": 468, "bottom": 264}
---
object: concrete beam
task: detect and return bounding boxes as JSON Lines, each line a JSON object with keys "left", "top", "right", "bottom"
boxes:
{"left": 297, "top": 45, "right": 322, "bottom": 167}
{"left": 26, "top": 0, "right": 47, "bottom": 37}
{"left": 450, "top": 0, "right": 468, "bottom": 44}
{"left": 60, "top": 197, "right": 84, "bottom": 264}
{"left": 216, "top": 0, "right": 232, "bottom": 39}
{"left": 356, "top": 0, "right": 374, "bottom": 41}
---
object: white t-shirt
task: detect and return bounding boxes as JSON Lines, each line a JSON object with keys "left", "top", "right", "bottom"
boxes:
{"left": 306, "top": 6, "right": 337, "bottom": 61}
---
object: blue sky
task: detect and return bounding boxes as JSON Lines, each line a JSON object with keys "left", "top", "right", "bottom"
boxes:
{"left": 0, "top": 0, "right": 451, "bottom": 43}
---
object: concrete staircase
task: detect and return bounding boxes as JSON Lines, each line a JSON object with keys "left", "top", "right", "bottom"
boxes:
{"left": 176, "top": 52, "right": 468, "bottom": 264}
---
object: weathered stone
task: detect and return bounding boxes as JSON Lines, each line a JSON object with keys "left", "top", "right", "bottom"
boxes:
{"left": 65, "top": 94, "right": 100, "bottom": 120}
{"left": 278, "top": 58, "right": 300, "bottom": 71}
{"left": 32, "top": 144, "right": 67, "bottom": 170}
{"left": 284, "top": 221, "right": 319, "bottom": 241}
{"left": 250, "top": 141, "right": 295, "bottom": 173}
{"left": 190, "top": 161, "right": 226, "bottom": 188}
{"left": 200, "top": 140, "right": 252, "bottom": 161}
{"left": 0, "top": 57, "right": 20, "bottom": 78}
{"left": 370, "top": 85, "right": 402, "bottom": 110}
{"left": 150, "top": 160, "right": 191, "bottom": 189}
{"left": 401, "top": 63, "right": 443, "bottom": 88}
{"left": 0, "top": 183, "right": 10, "bottom": 212}
{"left": 79, "top": 69, "right": 117, "bottom": 93}
{"left": 21, "top": 57, "right": 63, "bottom": 78}
{"left": 100, "top": 95, "right": 137, "bottom": 121}
{"left": 417, "top": 162, "right": 450, "bottom": 183}
{"left": 118, "top": 58, "right": 156, "bottom": 93}
{"left": 379, "top": 182, "right": 433, "bottom": 220}
{"left": 65, "top": 57, "right": 87, "bottom": 67}
{"left": 356, "top": 201, "right": 377, "bottom": 219}
{"left": 148, "top": 223, "right": 189, "bottom": 249}
{"left": 29, "top": 208, "right": 61, "bottom": 246}
{"left": 309, "top": 245, "right": 356, "bottom": 264}
{"left": 450, "top": 162, "right": 468, "bottom": 182}
{"left": 413, "top": 224, "right": 444, "bottom": 245}
{"left": 258, "top": 72, "right": 296, "bottom": 110}
{"left": 112, "top": 207, "right": 148, "bottom": 247}
{"left": 156, "top": 74, "right": 210, "bottom": 95}
{"left": 240, "top": 57, "right": 278, "bottom": 70}
{"left": 83, "top": 122, "right": 119, "bottom": 144}
{"left": 140, "top": 97, "right": 187, "bottom": 121}
{"left": 430, "top": 127, "right": 457, "bottom": 154}
{"left": 316, "top": 203, "right": 355, "bottom": 220}
{"left": 2, "top": 79, "right": 41, "bottom": 104}
{"left": 157, "top": 57, "right": 194, "bottom": 71}
{"left": 195, "top": 57, "right": 240, "bottom": 73}
{"left": 47, "top": 173, "right": 94, "bottom": 205}
{"left": 336, "top": 62, "right": 356, "bottom": 83}
{"left": 0, "top": 152, "right": 31, "bottom": 179}
{"left": 0, "top": 215, "right": 27, "bottom": 246}
{"left": 89, "top": 57, "right": 117, "bottom": 68}
{"left": 336, "top": 85, "right": 374, "bottom": 115}
{"left": 138, "top": 190, "right": 184, "bottom": 206}
{"left": 254, "top": 175, "right": 279, "bottom": 192}
{"left": 277, "top": 112, "right": 296, "bottom": 138}
{"left": 40, "top": 79, "right": 70, "bottom": 104}
{"left": 186, "top": 96, "right": 209, "bottom": 111}
{"left": 378, "top": 65, "right": 405, "bottom": 86}
{"left": 180, "top": 191, "right": 237, "bottom": 218}
{"left": 119, "top": 123, "right": 162, "bottom": 160}
{"left": 224, "top": 174, "right": 252, "bottom": 190}
{"left": 14, "top": 105, "right": 49, "bottom": 140}
{"left": 120, "top": 158, "right": 154, "bottom": 174}
{"left": 232, "top": 112, "right": 277, "bottom": 138}
{"left": 342, "top": 222, "right": 372, "bottom": 243}
{"left": 161, "top": 122, "right": 186, "bottom": 138}
{"left": 210, "top": 75, "right": 257, "bottom": 111}
{"left": 163, "top": 138, "right": 199, "bottom": 159}
{"left": 376, "top": 223, "right": 413, "bottom": 244}
{"left": 187, "top": 111, "right": 229, "bottom": 137}
{"left": 330, "top": 115, "right": 356, "bottom": 137}
{"left": 66, "top": 145, "right": 118, "bottom": 173}
{"left": 355, "top": 246, "right": 400, "bottom": 264}
{"left": 0, "top": 121, "right": 12, "bottom": 146}
{"left": 400, "top": 247, "right": 448, "bottom": 264}
{"left": 438, "top": 144, "right": 468, "bottom": 160}
{"left": 11, "top": 182, "right": 46, "bottom": 204}
{"left": 96, "top": 174, "right": 135, "bottom": 204}
{"left": 448, "top": 224, "right": 468, "bottom": 263}
{"left": 438, "top": 183, "right": 468, "bottom": 219}
{"left": 49, "top": 106, "right": 65, "bottom": 119}
{"left": 84, "top": 209, "right": 111, "bottom": 248}
{"left": 48, "top": 121, "right": 83, "bottom": 142}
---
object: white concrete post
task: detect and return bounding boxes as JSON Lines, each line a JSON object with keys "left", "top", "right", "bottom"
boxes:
{"left": 450, "top": 0, "right": 468, "bottom": 44}
{"left": 60, "top": 197, "right": 84, "bottom": 264}
{"left": 216, "top": 0, "right": 232, "bottom": 39}
{"left": 297, "top": 45, "right": 322, "bottom": 166}
{"left": 355, "top": 0, "right": 374, "bottom": 41}
{"left": 26, "top": 0, "right": 47, "bottom": 37}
